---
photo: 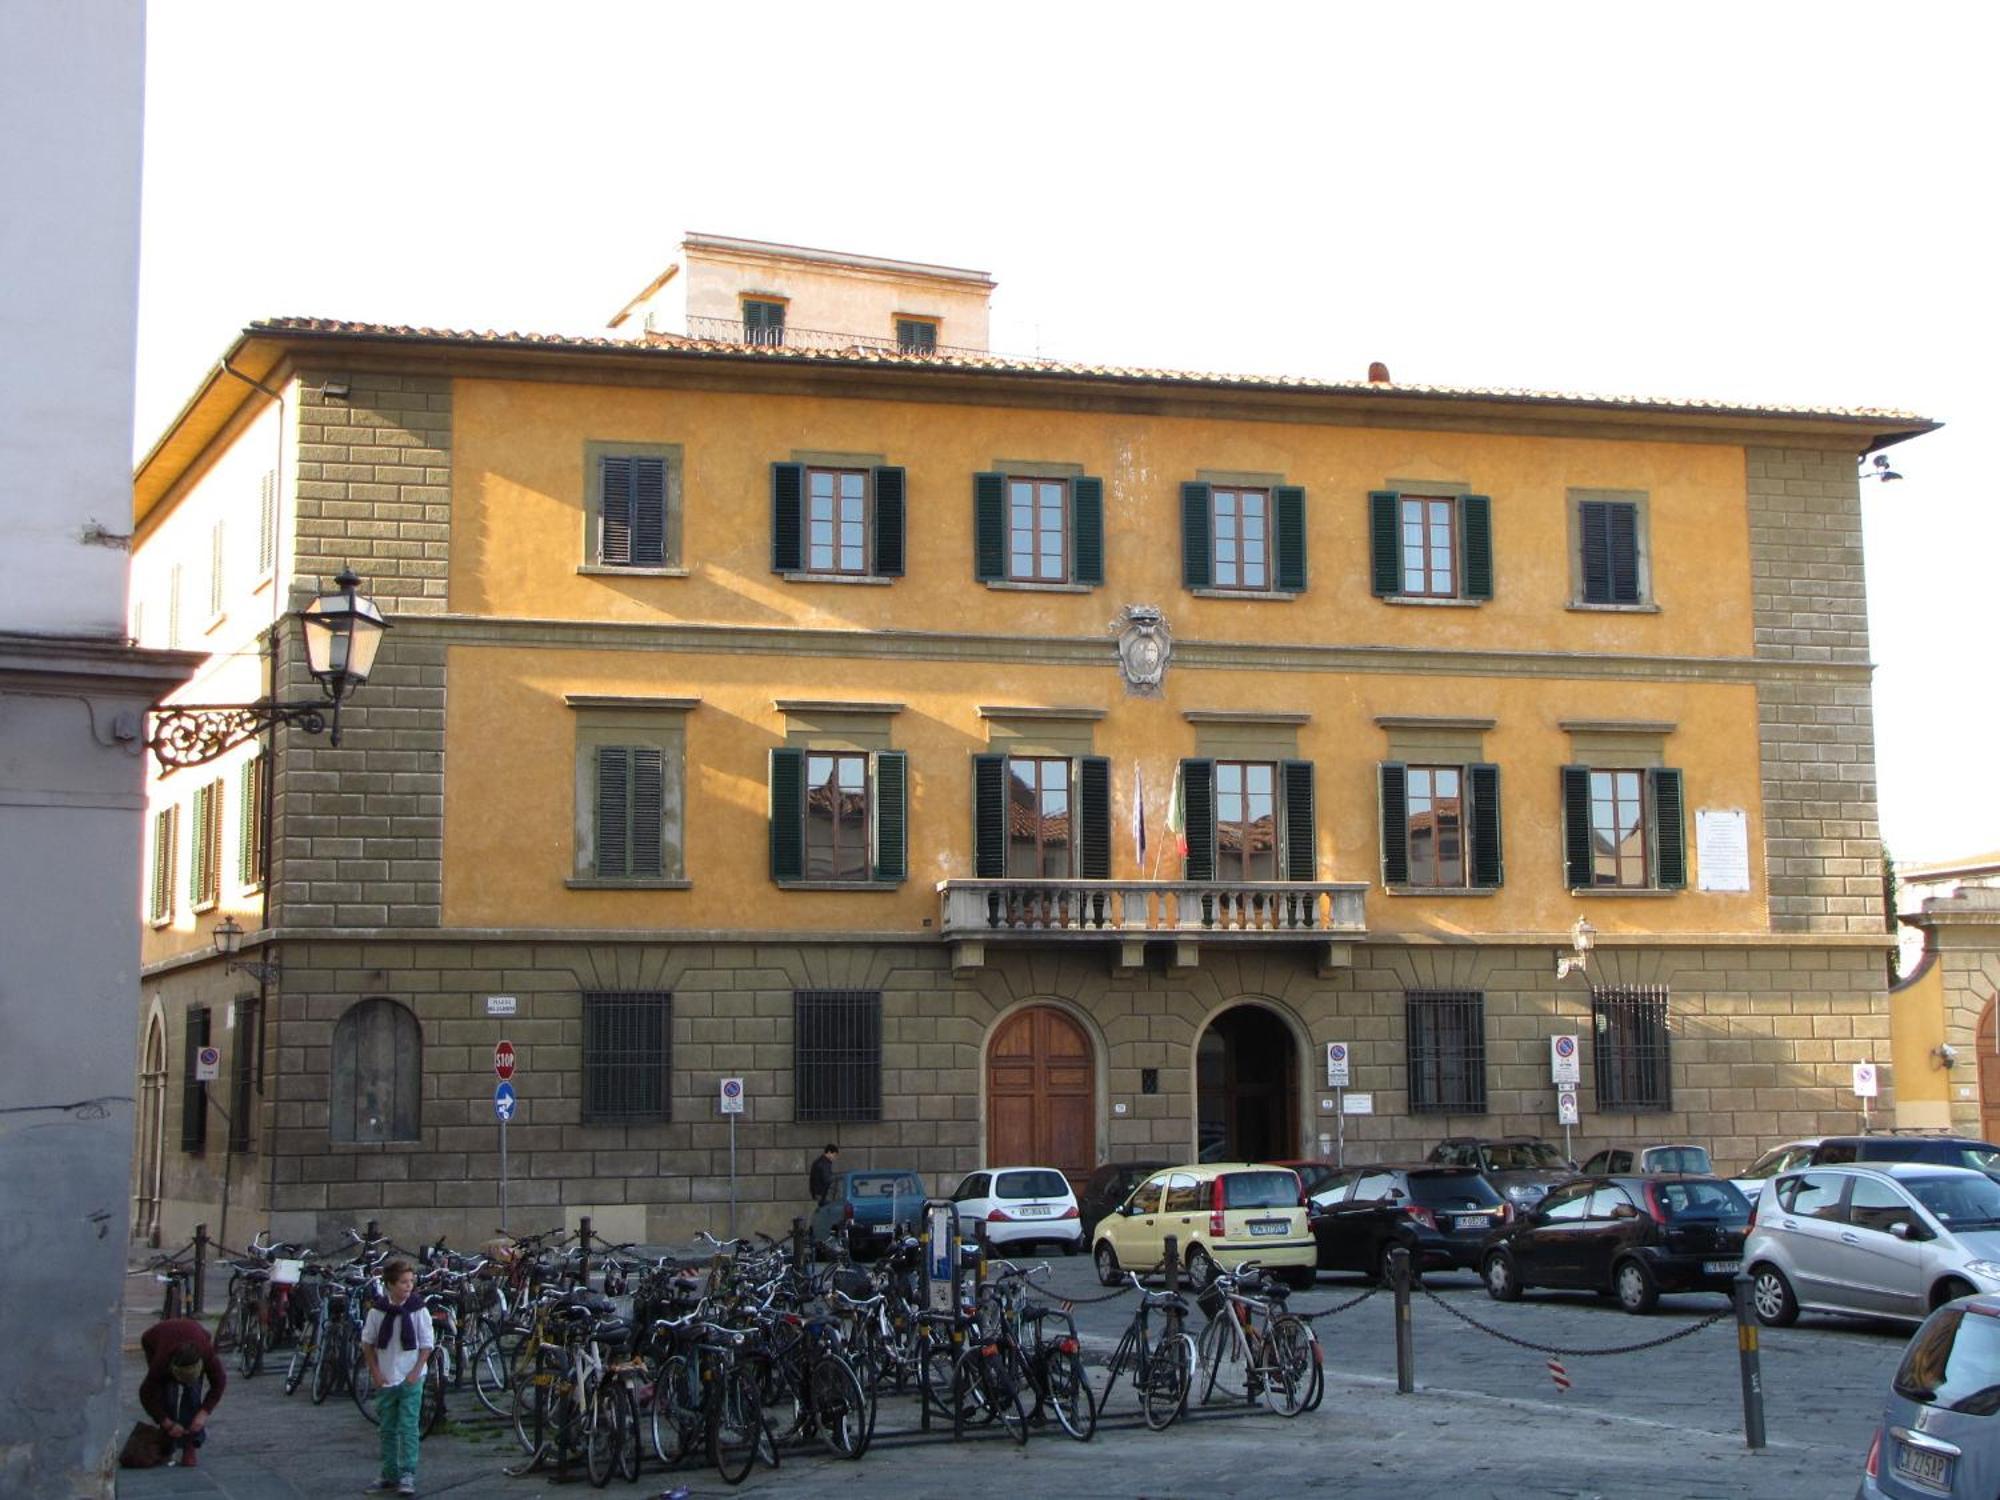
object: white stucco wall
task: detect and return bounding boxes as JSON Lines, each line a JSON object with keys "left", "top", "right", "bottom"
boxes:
{"left": 0, "top": 0, "right": 146, "bottom": 637}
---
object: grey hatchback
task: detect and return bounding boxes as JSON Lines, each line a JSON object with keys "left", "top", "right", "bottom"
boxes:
{"left": 1859, "top": 1293, "right": 2000, "bottom": 1498}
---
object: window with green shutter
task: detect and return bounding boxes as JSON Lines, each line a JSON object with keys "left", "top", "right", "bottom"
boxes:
{"left": 772, "top": 748, "right": 907, "bottom": 886}
{"left": 257, "top": 469, "right": 278, "bottom": 577}
{"left": 595, "top": 745, "right": 666, "bottom": 879}
{"left": 895, "top": 318, "right": 937, "bottom": 354}
{"left": 238, "top": 754, "right": 268, "bottom": 890}
{"left": 1578, "top": 499, "right": 1642, "bottom": 604}
{"left": 585, "top": 443, "right": 681, "bottom": 570}
{"left": 1185, "top": 758, "right": 1316, "bottom": 882}
{"left": 180, "top": 1006, "right": 210, "bottom": 1153}
{"left": 1561, "top": 764, "right": 1684, "bottom": 890}
{"left": 190, "top": 778, "right": 223, "bottom": 910}
{"left": 1381, "top": 761, "right": 1501, "bottom": 890}
{"left": 742, "top": 298, "right": 785, "bottom": 346}
{"left": 1370, "top": 490, "right": 1492, "bottom": 601}
{"left": 150, "top": 804, "right": 178, "bottom": 925}
{"left": 772, "top": 464, "right": 906, "bottom": 579}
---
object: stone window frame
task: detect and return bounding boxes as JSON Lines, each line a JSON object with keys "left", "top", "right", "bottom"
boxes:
{"left": 1189, "top": 467, "right": 1305, "bottom": 603}
{"left": 774, "top": 699, "right": 905, "bottom": 891}
{"left": 566, "top": 695, "right": 696, "bottom": 890}
{"left": 778, "top": 448, "right": 898, "bottom": 586}
{"left": 1566, "top": 487, "right": 1659, "bottom": 613}
{"left": 1182, "top": 710, "right": 1314, "bottom": 882}
{"left": 1404, "top": 989, "right": 1488, "bottom": 1114}
{"left": 974, "top": 706, "right": 1107, "bottom": 879}
{"left": 579, "top": 440, "right": 687, "bottom": 578}
{"left": 980, "top": 460, "right": 1098, "bottom": 594}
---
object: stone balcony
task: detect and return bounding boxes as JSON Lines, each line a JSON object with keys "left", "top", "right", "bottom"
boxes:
{"left": 937, "top": 878, "right": 1369, "bottom": 974}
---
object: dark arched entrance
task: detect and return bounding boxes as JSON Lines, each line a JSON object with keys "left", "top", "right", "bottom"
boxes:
{"left": 1197, "top": 1005, "right": 1298, "bottom": 1162}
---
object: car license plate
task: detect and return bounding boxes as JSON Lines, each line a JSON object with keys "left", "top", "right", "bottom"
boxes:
{"left": 1894, "top": 1441, "right": 1953, "bottom": 1491}
{"left": 1454, "top": 1216, "right": 1489, "bottom": 1232}
{"left": 1016, "top": 1205, "right": 1050, "bottom": 1217}
{"left": 1249, "top": 1220, "right": 1287, "bottom": 1237}
{"left": 1702, "top": 1260, "right": 1741, "bottom": 1275}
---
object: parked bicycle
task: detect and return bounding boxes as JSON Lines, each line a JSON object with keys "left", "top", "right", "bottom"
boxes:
{"left": 1101, "top": 1270, "right": 1196, "bottom": 1430}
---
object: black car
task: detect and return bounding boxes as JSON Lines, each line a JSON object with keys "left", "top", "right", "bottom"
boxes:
{"left": 1480, "top": 1174, "right": 1752, "bottom": 1314}
{"left": 1428, "top": 1135, "right": 1580, "bottom": 1211}
{"left": 1077, "top": 1159, "right": 1170, "bottom": 1243}
{"left": 1810, "top": 1135, "right": 2000, "bottom": 1183}
{"left": 1309, "top": 1165, "right": 1507, "bottom": 1281}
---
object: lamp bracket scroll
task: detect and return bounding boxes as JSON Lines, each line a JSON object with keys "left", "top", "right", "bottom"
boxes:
{"left": 212, "top": 915, "right": 280, "bottom": 984}
{"left": 149, "top": 701, "right": 332, "bottom": 771}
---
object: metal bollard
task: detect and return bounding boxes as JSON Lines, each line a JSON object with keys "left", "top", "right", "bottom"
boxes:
{"left": 1164, "top": 1234, "right": 1180, "bottom": 1295}
{"left": 1391, "top": 1245, "right": 1414, "bottom": 1393}
{"left": 192, "top": 1223, "right": 209, "bottom": 1317}
{"left": 365, "top": 1218, "right": 380, "bottom": 1243}
{"left": 579, "top": 1215, "right": 593, "bottom": 1287}
{"left": 1733, "top": 1273, "right": 1767, "bottom": 1449}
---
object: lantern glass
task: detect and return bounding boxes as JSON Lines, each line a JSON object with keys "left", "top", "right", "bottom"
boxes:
{"left": 297, "top": 572, "right": 389, "bottom": 695}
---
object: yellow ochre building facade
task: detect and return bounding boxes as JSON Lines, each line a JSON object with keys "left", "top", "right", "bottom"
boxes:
{"left": 131, "top": 236, "right": 1937, "bottom": 1247}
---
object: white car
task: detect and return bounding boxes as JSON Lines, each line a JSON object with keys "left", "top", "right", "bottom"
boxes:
{"left": 950, "top": 1166, "right": 1083, "bottom": 1253}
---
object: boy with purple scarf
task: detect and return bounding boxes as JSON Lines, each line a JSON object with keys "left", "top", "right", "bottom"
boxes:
{"left": 361, "top": 1258, "right": 434, "bottom": 1495}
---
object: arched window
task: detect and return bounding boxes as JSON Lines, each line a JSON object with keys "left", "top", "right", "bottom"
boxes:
{"left": 331, "top": 998, "right": 422, "bottom": 1143}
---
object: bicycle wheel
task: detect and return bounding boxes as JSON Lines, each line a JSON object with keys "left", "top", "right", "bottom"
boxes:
{"left": 1141, "top": 1332, "right": 1193, "bottom": 1431}
{"left": 809, "top": 1355, "right": 868, "bottom": 1459}
{"left": 707, "top": 1368, "right": 763, "bottom": 1486}
{"left": 612, "top": 1380, "right": 642, "bottom": 1482}
{"left": 968, "top": 1345, "right": 1030, "bottom": 1445}
{"left": 419, "top": 1359, "right": 447, "bottom": 1437}
{"left": 236, "top": 1302, "right": 264, "bottom": 1377}
{"left": 284, "top": 1338, "right": 311, "bottom": 1396}
{"left": 1042, "top": 1347, "right": 1096, "bottom": 1441}
{"left": 917, "top": 1335, "right": 963, "bottom": 1422}
{"left": 351, "top": 1354, "right": 378, "bottom": 1424}
{"left": 1268, "top": 1314, "right": 1316, "bottom": 1416}
{"left": 649, "top": 1353, "right": 699, "bottom": 1467}
{"left": 1195, "top": 1312, "right": 1244, "bottom": 1405}
{"left": 471, "top": 1329, "right": 519, "bottom": 1417}
{"left": 585, "top": 1381, "right": 619, "bottom": 1487}
{"left": 510, "top": 1352, "right": 560, "bottom": 1458}
{"left": 310, "top": 1337, "right": 338, "bottom": 1403}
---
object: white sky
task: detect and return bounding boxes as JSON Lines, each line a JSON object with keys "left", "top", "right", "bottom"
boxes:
{"left": 136, "top": 2, "right": 1999, "bottom": 866}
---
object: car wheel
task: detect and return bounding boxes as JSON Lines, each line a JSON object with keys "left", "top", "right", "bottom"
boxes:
{"left": 1483, "top": 1250, "right": 1521, "bottom": 1302}
{"left": 1184, "top": 1246, "right": 1218, "bottom": 1291}
{"left": 1613, "top": 1258, "right": 1658, "bottom": 1315}
{"left": 1094, "top": 1241, "right": 1121, "bottom": 1288}
{"left": 1751, "top": 1265, "right": 1799, "bottom": 1328}
{"left": 1933, "top": 1276, "right": 1977, "bottom": 1310}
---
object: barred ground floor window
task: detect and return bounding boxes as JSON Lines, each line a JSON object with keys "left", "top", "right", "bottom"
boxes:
{"left": 1592, "top": 984, "right": 1672, "bottom": 1111}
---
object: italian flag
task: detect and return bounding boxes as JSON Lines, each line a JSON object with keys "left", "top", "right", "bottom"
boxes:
{"left": 1166, "top": 762, "right": 1187, "bottom": 858}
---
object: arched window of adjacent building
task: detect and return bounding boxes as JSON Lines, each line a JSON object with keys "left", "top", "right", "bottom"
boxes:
{"left": 331, "top": 998, "right": 422, "bottom": 1143}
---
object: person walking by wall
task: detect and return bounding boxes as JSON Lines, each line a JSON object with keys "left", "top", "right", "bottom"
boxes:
{"left": 136, "top": 1318, "right": 226, "bottom": 1467}
{"left": 362, "top": 1258, "right": 434, "bottom": 1496}
{"left": 810, "top": 1143, "right": 839, "bottom": 1205}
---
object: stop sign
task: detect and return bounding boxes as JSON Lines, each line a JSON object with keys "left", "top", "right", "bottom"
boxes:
{"left": 494, "top": 1041, "right": 516, "bottom": 1081}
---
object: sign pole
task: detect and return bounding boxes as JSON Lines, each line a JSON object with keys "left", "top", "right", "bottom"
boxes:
{"left": 1336, "top": 1087, "right": 1346, "bottom": 1167}
{"left": 499, "top": 1113, "right": 509, "bottom": 1232}
{"left": 729, "top": 1110, "right": 738, "bottom": 1242}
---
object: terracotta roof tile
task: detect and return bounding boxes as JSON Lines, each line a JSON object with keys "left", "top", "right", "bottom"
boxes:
{"left": 245, "top": 317, "right": 1933, "bottom": 426}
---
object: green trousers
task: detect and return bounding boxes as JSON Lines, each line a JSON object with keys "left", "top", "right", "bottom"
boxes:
{"left": 377, "top": 1376, "right": 423, "bottom": 1479}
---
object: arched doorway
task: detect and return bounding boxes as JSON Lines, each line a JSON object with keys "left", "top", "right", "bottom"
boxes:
{"left": 1979, "top": 998, "right": 2000, "bottom": 1143}
{"left": 134, "top": 1012, "right": 167, "bottom": 1243}
{"left": 986, "top": 1006, "right": 1095, "bottom": 1188}
{"left": 1197, "top": 1005, "right": 1298, "bottom": 1162}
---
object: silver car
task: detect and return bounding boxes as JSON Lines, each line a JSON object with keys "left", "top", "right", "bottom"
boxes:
{"left": 1730, "top": 1137, "right": 1822, "bottom": 1205}
{"left": 1747, "top": 1164, "right": 2000, "bottom": 1327}
{"left": 1857, "top": 1292, "right": 2000, "bottom": 1498}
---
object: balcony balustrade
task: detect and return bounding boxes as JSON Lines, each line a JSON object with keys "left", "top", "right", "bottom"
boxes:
{"left": 937, "top": 878, "right": 1368, "bottom": 973}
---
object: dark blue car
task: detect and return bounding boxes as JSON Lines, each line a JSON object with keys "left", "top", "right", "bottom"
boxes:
{"left": 811, "top": 1169, "right": 927, "bottom": 1259}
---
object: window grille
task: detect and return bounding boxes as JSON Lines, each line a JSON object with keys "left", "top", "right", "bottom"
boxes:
{"left": 1405, "top": 990, "right": 1487, "bottom": 1113}
{"left": 582, "top": 990, "right": 672, "bottom": 1124}
{"left": 1593, "top": 985, "right": 1672, "bottom": 1111}
{"left": 795, "top": 990, "right": 882, "bottom": 1122}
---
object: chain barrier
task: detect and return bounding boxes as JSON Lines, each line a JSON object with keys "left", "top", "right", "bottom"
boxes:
{"left": 1290, "top": 1284, "right": 1382, "bottom": 1320}
{"left": 1418, "top": 1286, "right": 1733, "bottom": 1357}
{"left": 1053, "top": 1260, "right": 1167, "bottom": 1309}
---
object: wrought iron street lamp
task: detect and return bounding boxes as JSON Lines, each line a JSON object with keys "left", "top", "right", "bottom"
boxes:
{"left": 211, "top": 915, "right": 281, "bottom": 983}
{"left": 148, "top": 569, "right": 390, "bottom": 771}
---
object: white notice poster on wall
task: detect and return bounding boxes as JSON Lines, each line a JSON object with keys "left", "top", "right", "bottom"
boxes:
{"left": 1696, "top": 809, "right": 1751, "bottom": 892}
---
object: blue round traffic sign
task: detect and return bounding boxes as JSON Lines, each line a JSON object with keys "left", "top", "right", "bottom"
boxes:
{"left": 721, "top": 1079, "right": 743, "bottom": 1100}
{"left": 494, "top": 1080, "right": 517, "bottom": 1121}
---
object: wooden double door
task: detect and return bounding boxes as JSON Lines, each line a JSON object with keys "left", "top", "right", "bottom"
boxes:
{"left": 987, "top": 1006, "right": 1095, "bottom": 1188}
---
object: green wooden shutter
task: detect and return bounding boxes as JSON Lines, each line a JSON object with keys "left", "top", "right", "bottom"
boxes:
{"left": 600, "top": 455, "right": 635, "bottom": 565}
{"left": 1468, "top": 762, "right": 1504, "bottom": 888}
{"left": 973, "top": 473, "right": 1007, "bottom": 581}
{"left": 1370, "top": 491, "right": 1402, "bottom": 596}
{"left": 1460, "top": 494, "right": 1493, "bottom": 601}
{"left": 1182, "top": 758, "right": 1216, "bottom": 880}
{"left": 1561, "top": 765, "right": 1594, "bottom": 889}
{"left": 630, "top": 748, "right": 665, "bottom": 878}
{"left": 771, "top": 462, "right": 805, "bottom": 573}
{"left": 238, "top": 762, "right": 256, "bottom": 885}
{"left": 1651, "top": 767, "right": 1687, "bottom": 890}
{"left": 873, "top": 466, "right": 906, "bottom": 577}
{"left": 632, "top": 456, "right": 667, "bottom": 567}
{"left": 1608, "top": 503, "right": 1641, "bottom": 602}
{"left": 872, "top": 751, "right": 907, "bottom": 883}
{"left": 180, "top": 1007, "right": 209, "bottom": 1152}
{"left": 1180, "top": 482, "right": 1213, "bottom": 588}
{"left": 1078, "top": 756, "right": 1111, "bottom": 879}
{"left": 1071, "top": 476, "right": 1104, "bottom": 585}
{"left": 257, "top": 469, "right": 277, "bottom": 575}
{"left": 1281, "top": 760, "right": 1316, "bottom": 880}
{"left": 769, "top": 747, "right": 805, "bottom": 882}
{"left": 1379, "top": 762, "right": 1410, "bottom": 886}
{"left": 1274, "top": 486, "right": 1307, "bottom": 593}
{"left": 972, "top": 754, "right": 1007, "bottom": 877}
{"left": 596, "top": 747, "right": 631, "bottom": 878}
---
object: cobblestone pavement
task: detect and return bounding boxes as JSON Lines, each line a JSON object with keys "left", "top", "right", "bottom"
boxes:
{"left": 114, "top": 1255, "right": 1905, "bottom": 1498}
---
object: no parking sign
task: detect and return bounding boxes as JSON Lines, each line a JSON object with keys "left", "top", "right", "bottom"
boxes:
{"left": 1550, "top": 1034, "right": 1580, "bottom": 1086}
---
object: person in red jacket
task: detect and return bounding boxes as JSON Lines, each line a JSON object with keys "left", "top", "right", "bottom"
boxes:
{"left": 137, "top": 1318, "right": 226, "bottom": 1467}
